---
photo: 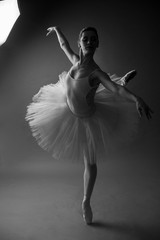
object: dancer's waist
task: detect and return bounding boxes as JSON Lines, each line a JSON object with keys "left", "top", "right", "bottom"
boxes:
{"left": 66, "top": 99, "right": 96, "bottom": 118}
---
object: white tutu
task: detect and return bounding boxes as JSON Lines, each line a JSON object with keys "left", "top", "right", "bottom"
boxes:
{"left": 25, "top": 71, "right": 139, "bottom": 164}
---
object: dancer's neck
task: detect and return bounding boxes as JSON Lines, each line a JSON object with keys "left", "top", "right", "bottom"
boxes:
{"left": 78, "top": 54, "right": 95, "bottom": 67}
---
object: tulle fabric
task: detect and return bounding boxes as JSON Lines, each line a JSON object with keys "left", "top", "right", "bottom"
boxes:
{"left": 25, "top": 72, "right": 139, "bottom": 164}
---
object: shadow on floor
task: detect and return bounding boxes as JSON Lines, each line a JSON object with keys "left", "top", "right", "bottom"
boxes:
{"left": 90, "top": 220, "right": 160, "bottom": 240}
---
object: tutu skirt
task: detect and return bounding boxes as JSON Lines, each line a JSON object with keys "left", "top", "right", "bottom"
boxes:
{"left": 26, "top": 72, "right": 139, "bottom": 164}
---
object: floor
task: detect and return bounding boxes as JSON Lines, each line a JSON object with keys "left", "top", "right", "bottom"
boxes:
{"left": 0, "top": 151, "right": 160, "bottom": 240}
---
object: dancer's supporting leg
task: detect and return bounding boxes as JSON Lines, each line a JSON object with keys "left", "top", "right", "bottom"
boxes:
{"left": 82, "top": 155, "right": 97, "bottom": 224}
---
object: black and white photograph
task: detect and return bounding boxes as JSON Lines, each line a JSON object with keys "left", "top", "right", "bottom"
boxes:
{"left": 0, "top": 1, "right": 159, "bottom": 239}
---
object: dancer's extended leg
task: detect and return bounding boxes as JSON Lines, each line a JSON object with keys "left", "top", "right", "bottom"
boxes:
{"left": 116, "top": 69, "right": 137, "bottom": 86}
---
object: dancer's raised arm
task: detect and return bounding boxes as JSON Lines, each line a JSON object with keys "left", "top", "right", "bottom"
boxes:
{"left": 46, "top": 26, "right": 79, "bottom": 65}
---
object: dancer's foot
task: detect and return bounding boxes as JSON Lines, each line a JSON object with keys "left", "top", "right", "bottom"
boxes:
{"left": 82, "top": 199, "right": 93, "bottom": 225}
{"left": 122, "top": 70, "right": 137, "bottom": 85}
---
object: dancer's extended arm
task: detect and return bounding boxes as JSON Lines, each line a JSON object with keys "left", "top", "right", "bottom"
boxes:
{"left": 95, "top": 70, "right": 153, "bottom": 120}
{"left": 46, "top": 26, "right": 79, "bottom": 65}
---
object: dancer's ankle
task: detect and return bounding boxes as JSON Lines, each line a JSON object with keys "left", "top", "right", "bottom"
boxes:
{"left": 83, "top": 195, "right": 90, "bottom": 203}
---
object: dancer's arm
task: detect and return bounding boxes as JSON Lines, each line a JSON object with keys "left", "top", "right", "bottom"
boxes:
{"left": 95, "top": 70, "right": 153, "bottom": 120}
{"left": 46, "top": 26, "right": 79, "bottom": 65}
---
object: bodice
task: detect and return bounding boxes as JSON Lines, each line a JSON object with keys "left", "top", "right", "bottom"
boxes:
{"left": 64, "top": 70, "right": 98, "bottom": 117}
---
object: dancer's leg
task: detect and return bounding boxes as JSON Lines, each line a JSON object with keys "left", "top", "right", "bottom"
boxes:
{"left": 82, "top": 155, "right": 97, "bottom": 224}
{"left": 117, "top": 69, "right": 137, "bottom": 86}
{"left": 83, "top": 158, "right": 97, "bottom": 201}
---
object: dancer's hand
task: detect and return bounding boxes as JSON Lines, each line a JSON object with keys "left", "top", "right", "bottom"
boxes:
{"left": 46, "top": 26, "right": 59, "bottom": 36}
{"left": 136, "top": 97, "right": 153, "bottom": 120}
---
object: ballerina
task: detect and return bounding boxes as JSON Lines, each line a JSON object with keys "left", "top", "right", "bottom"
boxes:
{"left": 26, "top": 26, "right": 153, "bottom": 225}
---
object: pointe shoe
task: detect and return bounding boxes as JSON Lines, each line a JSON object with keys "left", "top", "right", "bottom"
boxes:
{"left": 123, "top": 70, "right": 137, "bottom": 85}
{"left": 82, "top": 199, "right": 93, "bottom": 225}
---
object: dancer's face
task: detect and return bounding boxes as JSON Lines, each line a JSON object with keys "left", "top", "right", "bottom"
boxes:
{"left": 79, "top": 30, "right": 99, "bottom": 56}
